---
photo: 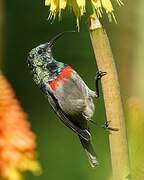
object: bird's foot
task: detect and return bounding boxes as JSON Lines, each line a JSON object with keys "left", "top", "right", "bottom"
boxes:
{"left": 95, "top": 71, "right": 107, "bottom": 97}
{"left": 101, "top": 121, "right": 119, "bottom": 132}
{"left": 95, "top": 71, "right": 107, "bottom": 81}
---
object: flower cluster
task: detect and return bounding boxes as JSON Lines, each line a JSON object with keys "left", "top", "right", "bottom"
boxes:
{"left": 0, "top": 73, "right": 41, "bottom": 180}
{"left": 45, "top": 0, "right": 123, "bottom": 28}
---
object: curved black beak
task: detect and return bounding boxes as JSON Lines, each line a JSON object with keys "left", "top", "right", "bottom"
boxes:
{"left": 44, "top": 31, "right": 76, "bottom": 49}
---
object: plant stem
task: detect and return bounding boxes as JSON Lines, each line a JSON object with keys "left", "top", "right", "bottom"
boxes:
{"left": 89, "top": 17, "right": 130, "bottom": 180}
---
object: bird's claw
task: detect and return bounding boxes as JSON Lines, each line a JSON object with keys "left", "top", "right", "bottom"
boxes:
{"left": 95, "top": 71, "right": 107, "bottom": 80}
{"left": 101, "top": 121, "right": 119, "bottom": 132}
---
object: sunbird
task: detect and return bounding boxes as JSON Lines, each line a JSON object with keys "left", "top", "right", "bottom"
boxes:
{"left": 27, "top": 32, "right": 107, "bottom": 167}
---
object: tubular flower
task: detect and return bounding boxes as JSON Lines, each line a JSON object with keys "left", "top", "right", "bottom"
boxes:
{"left": 0, "top": 73, "right": 41, "bottom": 180}
{"left": 45, "top": 0, "right": 123, "bottom": 28}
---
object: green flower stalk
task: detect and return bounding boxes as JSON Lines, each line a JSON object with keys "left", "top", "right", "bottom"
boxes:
{"left": 89, "top": 16, "right": 130, "bottom": 180}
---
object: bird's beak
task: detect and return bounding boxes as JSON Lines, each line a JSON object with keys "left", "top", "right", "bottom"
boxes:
{"left": 43, "top": 31, "right": 76, "bottom": 50}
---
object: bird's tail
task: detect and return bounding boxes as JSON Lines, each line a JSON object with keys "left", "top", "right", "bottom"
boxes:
{"left": 79, "top": 136, "right": 99, "bottom": 168}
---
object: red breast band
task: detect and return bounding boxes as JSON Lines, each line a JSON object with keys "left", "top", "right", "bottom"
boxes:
{"left": 49, "top": 66, "right": 73, "bottom": 91}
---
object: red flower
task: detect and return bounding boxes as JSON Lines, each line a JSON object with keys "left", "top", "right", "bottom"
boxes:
{"left": 0, "top": 72, "right": 41, "bottom": 180}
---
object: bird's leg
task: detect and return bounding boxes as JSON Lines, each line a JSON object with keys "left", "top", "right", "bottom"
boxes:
{"left": 90, "top": 120, "right": 119, "bottom": 132}
{"left": 95, "top": 71, "right": 107, "bottom": 97}
{"left": 101, "top": 121, "right": 119, "bottom": 132}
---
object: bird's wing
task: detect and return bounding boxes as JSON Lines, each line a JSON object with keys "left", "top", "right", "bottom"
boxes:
{"left": 71, "top": 71, "right": 96, "bottom": 97}
{"left": 47, "top": 90, "right": 91, "bottom": 141}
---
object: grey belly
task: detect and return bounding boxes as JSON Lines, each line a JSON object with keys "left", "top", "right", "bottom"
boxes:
{"left": 55, "top": 80, "right": 95, "bottom": 128}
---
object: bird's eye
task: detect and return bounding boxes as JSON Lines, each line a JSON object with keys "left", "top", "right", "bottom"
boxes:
{"left": 37, "top": 49, "right": 43, "bottom": 55}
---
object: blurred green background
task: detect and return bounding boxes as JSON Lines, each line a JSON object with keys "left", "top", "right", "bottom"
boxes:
{"left": 0, "top": 0, "right": 142, "bottom": 179}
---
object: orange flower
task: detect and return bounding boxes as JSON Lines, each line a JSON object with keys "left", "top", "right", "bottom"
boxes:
{"left": 0, "top": 72, "right": 41, "bottom": 180}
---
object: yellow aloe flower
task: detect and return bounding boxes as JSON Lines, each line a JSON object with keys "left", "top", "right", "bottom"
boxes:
{"left": 45, "top": 0, "right": 123, "bottom": 29}
{"left": 0, "top": 72, "right": 42, "bottom": 180}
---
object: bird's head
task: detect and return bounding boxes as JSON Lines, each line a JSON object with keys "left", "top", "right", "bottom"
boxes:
{"left": 27, "top": 31, "right": 75, "bottom": 73}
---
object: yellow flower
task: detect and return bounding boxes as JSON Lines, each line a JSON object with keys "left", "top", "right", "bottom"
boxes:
{"left": 0, "top": 72, "right": 42, "bottom": 180}
{"left": 45, "top": 0, "right": 123, "bottom": 29}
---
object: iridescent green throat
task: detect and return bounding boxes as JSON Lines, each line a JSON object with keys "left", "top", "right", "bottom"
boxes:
{"left": 31, "top": 58, "right": 66, "bottom": 87}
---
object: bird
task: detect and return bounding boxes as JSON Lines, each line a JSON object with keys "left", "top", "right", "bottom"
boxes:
{"left": 27, "top": 32, "right": 107, "bottom": 167}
